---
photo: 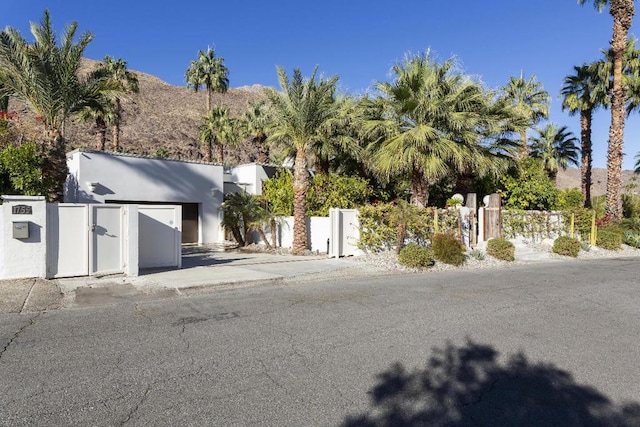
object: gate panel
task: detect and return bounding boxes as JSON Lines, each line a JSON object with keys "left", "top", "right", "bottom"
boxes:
{"left": 138, "top": 205, "right": 182, "bottom": 269}
{"left": 48, "top": 204, "right": 89, "bottom": 278}
{"left": 90, "top": 205, "right": 124, "bottom": 275}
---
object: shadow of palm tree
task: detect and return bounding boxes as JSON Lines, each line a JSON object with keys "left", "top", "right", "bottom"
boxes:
{"left": 343, "top": 340, "right": 640, "bottom": 426}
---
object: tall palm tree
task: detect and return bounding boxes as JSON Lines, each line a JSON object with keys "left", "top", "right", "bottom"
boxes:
{"left": 561, "top": 63, "right": 606, "bottom": 207}
{"left": 579, "top": 0, "right": 635, "bottom": 219}
{"left": 529, "top": 124, "right": 580, "bottom": 183}
{"left": 365, "top": 52, "right": 508, "bottom": 207}
{"left": 241, "top": 100, "right": 272, "bottom": 163}
{"left": 75, "top": 96, "right": 114, "bottom": 151}
{"left": 0, "top": 10, "right": 114, "bottom": 201}
{"left": 185, "top": 47, "right": 229, "bottom": 111}
{"left": 199, "top": 105, "right": 236, "bottom": 163}
{"left": 265, "top": 66, "right": 338, "bottom": 254}
{"left": 635, "top": 151, "right": 640, "bottom": 173}
{"left": 501, "top": 75, "right": 551, "bottom": 158}
{"left": 100, "top": 56, "right": 139, "bottom": 152}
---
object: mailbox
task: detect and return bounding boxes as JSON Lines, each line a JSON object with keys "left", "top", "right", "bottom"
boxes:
{"left": 12, "top": 222, "right": 29, "bottom": 239}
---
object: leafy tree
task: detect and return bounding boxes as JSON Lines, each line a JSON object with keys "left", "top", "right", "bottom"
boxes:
{"left": 0, "top": 142, "right": 51, "bottom": 196}
{"left": 262, "top": 169, "right": 294, "bottom": 216}
{"left": 199, "top": 106, "right": 236, "bottom": 163}
{"left": 0, "top": 10, "right": 116, "bottom": 201}
{"left": 365, "top": 52, "right": 510, "bottom": 207}
{"left": 561, "top": 63, "right": 606, "bottom": 207}
{"left": 185, "top": 47, "right": 229, "bottom": 111}
{"left": 99, "top": 56, "right": 139, "bottom": 151}
{"left": 501, "top": 75, "right": 550, "bottom": 158}
{"left": 499, "top": 158, "right": 559, "bottom": 210}
{"left": 579, "top": 0, "right": 635, "bottom": 220}
{"left": 306, "top": 174, "right": 372, "bottom": 216}
{"left": 529, "top": 124, "right": 579, "bottom": 183}
{"left": 265, "top": 66, "right": 339, "bottom": 254}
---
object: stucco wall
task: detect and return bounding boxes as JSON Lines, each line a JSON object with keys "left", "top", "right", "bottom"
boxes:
{"left": 65, "top": 150, "right": 224, "bottom": 244}
{"left": 0, "top": 196, "right": 47, "bottom": 279}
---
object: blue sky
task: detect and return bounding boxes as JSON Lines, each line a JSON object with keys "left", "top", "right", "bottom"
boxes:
{"left": 4, "top": 0, "right": 640, "bottom": 170}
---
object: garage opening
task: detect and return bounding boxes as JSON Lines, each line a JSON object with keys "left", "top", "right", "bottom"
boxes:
{"left": 105, "top": 200, "right": 199, "bottom": 244}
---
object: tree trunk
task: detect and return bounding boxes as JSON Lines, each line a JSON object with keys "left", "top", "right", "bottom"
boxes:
{"left": 217, "top": 142, "right": 224, "bottom": 164}
{"left": 580, "top": 109, "right": 593, "bottom": 208}
{"left": 257, "top": 226, "right": 273, "bottom": 250}
{"left": 519, "top": 131, "right": 529, "bottom": 159}
{"left": 257, "top": 134, "right": 269, "bottom": 164}
{"left": 44, "top": 129, "right": 68, "bottom": 202}
{"left": 96, "top": 117, "right": 107, "bottom": 151}
{"left": 112, "top": 98, "right": 122, "bottom": 152}
{"left": 410, "top": 167, "right": 429, "bottom": 207}
{"left": 206, "top": 88, "right": 212, "bottom": 112}
{"left": 203, "top": 140, "right": 212, "bottom": 163}
{"left": 606, "top": 0, "right": 634, "bottom": 220}
{"left": 292, "top": 146, "right": 309, "bottom": 255}
{"left": 270, "top": 218, "right": 277, "bottom": 248}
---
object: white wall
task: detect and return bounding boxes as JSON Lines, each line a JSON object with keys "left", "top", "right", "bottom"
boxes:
{"left": 0, "top": 196, "right": 47, "bottom": 279}
{"left": 263, "top": 216, "right": 331, "bottom": 253}
{"left": 228, "top": 164, "right": 279, "bottom": 196}
{"left": 65, "top": 149, "right": 224, "bottom": 244}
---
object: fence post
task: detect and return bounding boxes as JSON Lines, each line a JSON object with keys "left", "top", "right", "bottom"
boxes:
{"left": 590, "top": 211, "right": 597, "bottom": 245}
{"left": 434, "top": 209, "right": 439, "bottom": 234}
{"left": 570, "top": 213, "right": 575, "bottom": 238}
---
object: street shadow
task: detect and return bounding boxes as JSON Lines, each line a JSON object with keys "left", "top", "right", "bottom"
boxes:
{"left": 180, "top": 246, "right": 250, "bottom": 269}
{"left": 343, "top": 340, "right": 640, "bottom": 427}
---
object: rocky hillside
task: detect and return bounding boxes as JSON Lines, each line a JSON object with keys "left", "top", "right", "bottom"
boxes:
{"left": 556, "top": 167, "right": 638, "bottom": 197}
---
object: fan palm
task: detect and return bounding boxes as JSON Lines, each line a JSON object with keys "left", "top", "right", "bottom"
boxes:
{"left": 561, "top": 63, "right": 607, "bottom": 207}
{"left": 241, "top": 100, "right": 272, "bottom": 163}
{"left": 529, "top": 124, "right": 580, "bottom": 183}
{"left": 185, "top": 47, "right": 229, "bottom": 111}
{"left": 501, "top": 75, "right": 550, "bottom": 158}
{"left": 579, "top": 0, "right": 635, "bottom": 219}
{"left": 365, "top": 52, "right": 509, "bottom": 207}
{"left": 99, "top": 56, "right": 139, "bottom": 152}
{"left": 0, "top": 10, "right": 116, "bottom": 201}
{"left": 265, "top": 66, "right": 338, "bottom": 254}
{"left": 199, "top": 106, "right": 236, "bottom": 163}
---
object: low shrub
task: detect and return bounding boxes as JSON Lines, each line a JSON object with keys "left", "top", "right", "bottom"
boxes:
{"left": 486, "top": 237, "right": 515, "bottom": 261}
{"left": 398, "top": 243, "right": 435, "bottom": 269}
{"left": 623, "top": 230, "right": 640, "bottom": 249}
{"left": 552, "top": 236, "right": 580, "bottom": 257}
{"left": 431, "top": 233, "right": 465, "bottom": 266}
{"left": 596, "top": 228, "right": 622, "bottom": 250}
{"left": 469, "top": 248, "right": 485, "bottom": 260}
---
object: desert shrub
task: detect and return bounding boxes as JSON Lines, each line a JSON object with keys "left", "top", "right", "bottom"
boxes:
{"left": 486, "top": 237, "right": 515, "bottom": 261}
{"left": 469, "top": 248, "right": 484, "bottom": 260}
{"left": 596, "top": 228, "right": 622, "bottom": 250}
{"left": 552, "top": 236, "right": 580, "bottom": 257}
{"left": 499, "top": 158, "right": 559, "bottom": 210}
{"left": 398, "top": 243, "right": 435, "bottom": 269}
{"left": 557, "top": 188, "right": 584, "bottom": 210}
{"left": 623, "top": 230, "right": 640, "bottom": 248}
{"left": 431, "top": 233, "right": 465, "bottom": 266}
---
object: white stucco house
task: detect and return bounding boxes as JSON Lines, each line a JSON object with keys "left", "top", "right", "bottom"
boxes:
{"left": 64, "top": 149, "right": 225, "bottom": 244}
{"left": 223, "top": 163, "right": 279, "bottom": 196}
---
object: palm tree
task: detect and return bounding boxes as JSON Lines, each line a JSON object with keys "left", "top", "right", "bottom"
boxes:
{"left": 501, "top": 75, "right": 551, "bottom": 158}
{"left": 100, "top": 56, "right": 139, "bottom": 152}
{"left": 241, "top": 100, "right": 272, "bottom": 163}
{"left": 75, "top": 96, "right": 114, "bottom": 151}
{"left": 199, "top": 106, "right": 236, "bottom": 163}
{"left": 635, "top": 152, "right": 640, "bottom": 174}
{"left": 529, "top": 124, "right": 580, "bottom": 183}
{"left": 265, "top": 66, "right": 339, "bottom": 255}
{"left": 0, "top": 10, "right": 115, "bottom": 201}
{"left": 365, "top": 52, "right": 508, "bottom": 207}
{"left": 579, "top": 0, "right": 635, "bottom": 220}
{"left": 185, "top": 47, "right": 229, "bottom": 111}
{"left": 561, "top": 63, "right": 606, "bottom": 207}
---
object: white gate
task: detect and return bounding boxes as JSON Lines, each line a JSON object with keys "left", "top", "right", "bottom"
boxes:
{"left": 138, "top": 205, "right": 182, "bottom": 269}
{"left": 47, "top": 204, "right": 125, "bottom": 278}
{"left": 328, "top": 209, "right": 361, "bottom": 258}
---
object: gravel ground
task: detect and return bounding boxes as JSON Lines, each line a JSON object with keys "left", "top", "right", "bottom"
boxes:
{"left": 349, "top": 243, "right": 640, "bottom": 274}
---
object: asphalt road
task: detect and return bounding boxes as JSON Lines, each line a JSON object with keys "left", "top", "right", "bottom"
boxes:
{"left": 1, "top": 258, "right": 639, "bottom": 426}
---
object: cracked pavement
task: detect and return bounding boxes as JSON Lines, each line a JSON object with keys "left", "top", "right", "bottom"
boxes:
{"left": 1, "top": 257, "right": 639, "bottom": 426}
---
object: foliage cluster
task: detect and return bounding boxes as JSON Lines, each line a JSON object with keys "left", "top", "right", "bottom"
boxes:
{"left": 499, "top": 159, "right": 559, "bottom": 211}
{"left": 221, "top": 192, "right": 272, "bottom": 248}
{"left": 397, "top": 243, "right": 435, "bottom": 269}
{"left": 623, "top": 230, "right": 640, "bottom": 248}
{"left": 596, "top": 227, "right": 622, "bottom": 250}
{"left": 357, "top": 202, "right": 459, "bottom": 252}
{"left": 552, "top": 236, "right": 581, "bottom": 257}
{"left": 0, "top": 142, "right": 51, "bottom": 197}
{"left": 262, "top": 170, "right": 372, "bottom": 217}
{"left": 431, "top": 233, "right": 466, "bottom": 266}
{"left": 486, "top": 237, "right": 515, "bottom": 261}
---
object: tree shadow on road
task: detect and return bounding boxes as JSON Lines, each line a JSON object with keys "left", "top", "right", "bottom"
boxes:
{"left": 343, "top": 340, "right": 640, "bottom": 426}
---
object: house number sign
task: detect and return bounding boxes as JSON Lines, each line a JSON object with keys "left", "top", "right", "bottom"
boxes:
{"left": 12, "top": 205, "right": 32, "bottom": 215}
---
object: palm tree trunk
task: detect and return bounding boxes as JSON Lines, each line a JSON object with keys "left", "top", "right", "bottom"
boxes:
{"left": 112, "top": 98, "right": 122, "bottom": 152}
{"left": 580, "top": 110, "right": 593, "bottom": 208}
{"left": 96, "top": 117, "right": 107, "bottom": 151}
{"left": 606, "top": 0, "right": 634, "bottom": 220}
{"left": 206, "top": 89, "right": 212, "bottom": 112}
{"left": 44, "top": 129, "right": 68, "bottom": 202}
{"left": 257, "top": 134, "right": 269, "bottom": 164}
{"left": 203, "top": 141, "right": 212, "bottom": 163}
{"left": 292, "top": 146, "right": 309, "bottom": 255}
{"left": 519, "top": 131, "right": 529, "bottom": 159}
{"left": 258, "top": 226, "right": 273, "bottom": 250}
{"left": 270, "top": 218, "right": 277, "bottom": 248}
{"left": 217, "top": 143, "right": 224, "bottom": 164}
{"left": 410, "top": 167, "right": 429, "bottom": 207}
